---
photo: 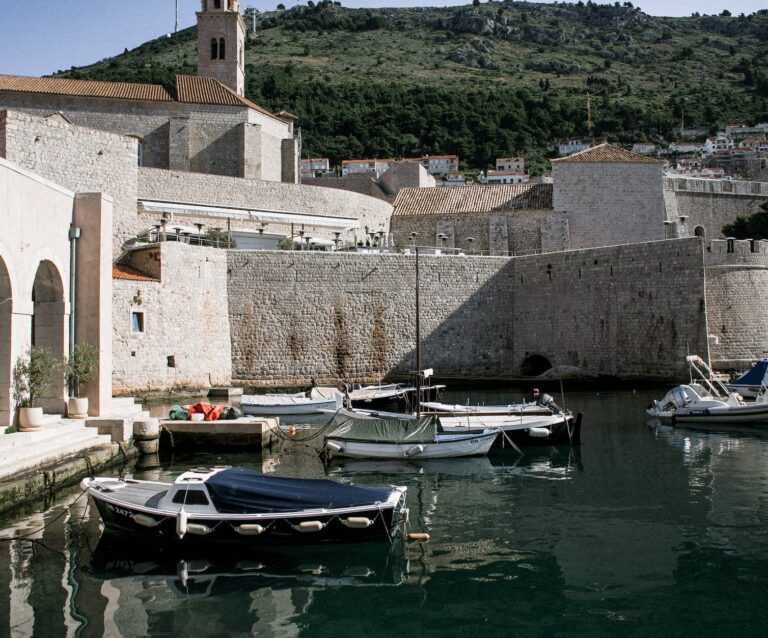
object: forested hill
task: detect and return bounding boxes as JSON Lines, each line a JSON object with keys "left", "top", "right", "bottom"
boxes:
{"left": 56, "top": 1, "right": 768, "bottom": 174}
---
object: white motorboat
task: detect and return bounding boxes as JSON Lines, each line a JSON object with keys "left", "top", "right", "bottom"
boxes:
{"left": 647, "top": 355, "right": 768, "bottom": 424}
{"left": 421, "top": 400, "right": 553, "bottom": 415}
{"left": 241, "top": 391, "right": 339, "bottom": 416}
{"left": 323, "top": 417, "right": 498, "bottom": 460}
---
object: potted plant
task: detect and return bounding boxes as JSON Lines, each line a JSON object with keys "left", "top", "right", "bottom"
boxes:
{"left": 13, "top": 346, "right": 57, "bottom": 431}
{"left": 61, "top": 343, "right": 99, "bottom": 419}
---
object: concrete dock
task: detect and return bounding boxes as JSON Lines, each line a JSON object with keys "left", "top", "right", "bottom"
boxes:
{"left": 159, "top": 416, "right": 281, "bottom": 450}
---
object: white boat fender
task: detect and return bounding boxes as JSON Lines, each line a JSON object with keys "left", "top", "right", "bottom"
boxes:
{"left": 325, "top": 441, "right": 343, "bottom": 453}
{"left": 235, "top": 524, "right": 265, "bottom": 536}
{"left": 178, "top": 560, "right": 189, "bottom": 587}
{"left": 186, "top": 523, "right": 212, "bottom": 536}
{"left": 297, "top": 520, "right": 325, "bottom": 532}
{"left": 406, "top": 532, "right": 430, "bottom": 542}
{"left": 528, "top": 427, "right": 550, "bottom": 438}
{"left": 404, "top": 444, "right": 425, "bottom": 457}
{"left": 133, "top": 513, "right": 160, "bottom": 528}
{"left": 177, "top": 507, "right": 188, "bottom": 539}
{"left": 342, "top": 517, "right": 373, "bottom": 529}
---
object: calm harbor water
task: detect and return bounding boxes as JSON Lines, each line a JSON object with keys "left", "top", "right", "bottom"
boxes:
{"left": 2, "top": 387, "right": 768, "bottom": 637}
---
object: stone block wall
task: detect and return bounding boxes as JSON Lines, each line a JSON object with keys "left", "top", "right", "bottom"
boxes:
{"left": 0, "top": 110, "right": 140, "bottom": 256}
{"left": 137, "top": 168, "right": 393, "bottom": 245}
{"left": 704, "top": 238, "right": 768, "bottom": 368}
{"left": 553, "top": 162, "right": 666, "bottom": 250}
{"left": 112, "top": 242, "right": 232, "bottom": 394}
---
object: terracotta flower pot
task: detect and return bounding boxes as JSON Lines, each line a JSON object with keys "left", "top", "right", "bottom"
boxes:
{"left": 67, "top": 397, "right": 89, "bottom": 419}
{"left": 18, "top": 407, "right": 44, "bottom": 431}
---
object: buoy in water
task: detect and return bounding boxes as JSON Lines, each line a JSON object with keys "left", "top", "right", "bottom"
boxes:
{"left": 288, "top": 425, "right": 297, "bottom": 437}
{"left": 406, "top": 532, "right": 430, "bottom": 542}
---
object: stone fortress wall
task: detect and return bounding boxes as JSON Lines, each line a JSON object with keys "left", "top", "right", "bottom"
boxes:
{"left": 113, "top": 237, "right": 711, "bottom": 392}
{"left": 704, "top": 238, "right": 768, "bottom": 369}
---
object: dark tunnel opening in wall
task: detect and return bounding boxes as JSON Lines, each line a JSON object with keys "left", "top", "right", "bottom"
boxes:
{"left": 521, "top": 354, "right": 552, "bottom": 377}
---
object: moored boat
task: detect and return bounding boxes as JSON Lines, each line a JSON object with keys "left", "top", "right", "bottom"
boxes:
{"left": 323, "top": 417, "right": 498, "bottom": 460}
{"left": 240, "top": 392, "right": 338, "bottom": 415}
{"left": 726, "top": 358, "right": 768, "bottom": 398}
{"left": 82, "top": 466, "right": 407, "bottom": 545}
{"left": 647, "top": 355, "right": 768, "bottom": 424}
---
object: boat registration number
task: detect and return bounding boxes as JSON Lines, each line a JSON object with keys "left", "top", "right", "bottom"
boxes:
{"left": 106, "top": 503, "right": 134, "bottom": 518}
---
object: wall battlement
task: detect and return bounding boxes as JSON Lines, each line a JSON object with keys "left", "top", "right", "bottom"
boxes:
{"left": 665, "top": 176, "right": 768, "bottom": 197}
{"left": 705, "top": 239, "right": 768, "bottom": 267}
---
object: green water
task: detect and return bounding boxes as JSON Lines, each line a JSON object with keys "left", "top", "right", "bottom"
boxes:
{"left": 2, "top": 388, "right": 768, "bottom": 637}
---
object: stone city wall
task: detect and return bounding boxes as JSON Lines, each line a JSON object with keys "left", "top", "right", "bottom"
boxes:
{"left": 704, "top": 238, "right": 768, "bottom": 369}
{"left": 391, "top": 210, "right": 561, "bottom": 256}
{"left": 137, "top": 167, "right": 394, "bottom": 244}
{"left": 553, "top": 162, "right": 666, "bottom": 250}
{"left": 0, "top": 110, "right": 140, "bottom": 256}
{"left": 664, "top": 177, "right": 767, "bottom": 243}
{"left": 112, "top": 242, "right": 232, "bottom": 394}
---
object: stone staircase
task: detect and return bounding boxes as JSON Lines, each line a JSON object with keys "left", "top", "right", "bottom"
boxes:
{"left": 84, "top": 397, "right": 151, "bottom": 442}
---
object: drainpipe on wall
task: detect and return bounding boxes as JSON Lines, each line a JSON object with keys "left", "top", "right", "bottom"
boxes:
{"left": 68, "top": 225, "right": 81, "bottom": 395}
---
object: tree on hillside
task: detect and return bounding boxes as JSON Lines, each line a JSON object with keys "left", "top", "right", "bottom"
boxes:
{"left": 722, "top": 201, "right": 768, "bottom": 239}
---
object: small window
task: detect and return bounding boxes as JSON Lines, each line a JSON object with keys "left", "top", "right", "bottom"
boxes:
{"left": 214, "top": 0, "right": 222, "bottom": 8}
{"left": 211, "top": 38, "right": 219, "bottom": 60}
{"left": 219, "top": 38, "right": 226, "bottom": 60}
{"left": 172, "top": 490, "right": 209, "bottom": 505}
{"left": 131, "top": 311, "right": 145, "bottom": 333}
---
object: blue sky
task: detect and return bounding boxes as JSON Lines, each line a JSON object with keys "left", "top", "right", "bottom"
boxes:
{"left": 1, "top": 1, "right": 764, "bottom": 77}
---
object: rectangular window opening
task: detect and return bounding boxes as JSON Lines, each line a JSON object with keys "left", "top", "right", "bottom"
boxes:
{"left": 131, "top": 311, "right": 145, "bottom": 333}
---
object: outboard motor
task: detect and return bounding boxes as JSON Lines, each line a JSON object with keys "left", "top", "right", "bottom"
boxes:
{"left": 534, "top": 388, "right": 562, "bottom": 414}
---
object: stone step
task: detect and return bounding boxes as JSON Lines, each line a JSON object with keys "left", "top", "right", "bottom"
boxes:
{"left": 0, "top": 426, "right": 112, "bottom": 481}
{"left": 106, "top": 398, "right": 146, "bottom": 420}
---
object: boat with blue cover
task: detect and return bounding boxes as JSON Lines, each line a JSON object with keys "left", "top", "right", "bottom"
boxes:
{"left": 726, "top": 358, "right": 768, "bottom": 398}
{"left": 82, "top": 467, "right": 408, "bottom": 545}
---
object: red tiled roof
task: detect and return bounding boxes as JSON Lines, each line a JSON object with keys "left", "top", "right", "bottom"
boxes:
{"left": 112, "top": 264, "right": 159, "bottom": 282}
{"left": 0, "top": 74, "right": 172, "bottom": 101}
{"left": 394, "top": 183, "right": 552, "bottom": 216}
{"left": 551, "top": 142, "right": 661, "bottom": 164}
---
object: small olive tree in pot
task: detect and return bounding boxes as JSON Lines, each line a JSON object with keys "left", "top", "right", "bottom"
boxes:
{"left": 13, "top": 346, "right": 57, "bottom": 431}
{"left": 61, "top": 343, "right": 99, "bottom": 419}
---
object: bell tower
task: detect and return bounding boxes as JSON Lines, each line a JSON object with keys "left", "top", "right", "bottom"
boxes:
{"left": 197, "top": 0, "right": 245, "bottom": 95}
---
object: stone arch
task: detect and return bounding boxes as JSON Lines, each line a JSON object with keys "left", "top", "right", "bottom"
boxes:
{"left": 521, "top": 353, "right": 552, "bottom": 377}
{"left": 32, "top": 260, "right": 66, "bottom": 411}
{"left": 694, "top": 226, "right": 705, "bottom": 238}
{"left": 0, "top": 256, "right": 13, "bottom": 425}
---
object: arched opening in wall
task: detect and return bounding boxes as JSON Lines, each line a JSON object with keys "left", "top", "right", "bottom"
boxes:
{"left": 694, "top": 226, "right": 705, "bottom": 238}
{"left": 219, "top": 38, "right": 226, "bottom": 60}
{"left": 520, "top": 354, "right": 552, "bottom": 377}
{"left": 210, "top": 38, "right": 219, "bottom": 60}
{"left": 32, "top": 261, "right": 66, "bottom": 412}
{"left": 0, "top": 257, "right": 13, "bottom": 426}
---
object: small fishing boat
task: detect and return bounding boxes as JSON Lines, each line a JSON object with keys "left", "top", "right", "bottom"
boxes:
{"left": 726, "top": 358, "right": 768, "bottom": 398}
{"left": 421, "top": 400, "right": 553, "bottom": 415}
{"left": 240, "top": 392, "right": 338, "bottom": 415}
{"left": 647, "top": 355, "right": 768, "bottom": 424}
{"left": 323, "top": 417, "right": 498, "bottom": 460}
{"left": 82, "top": 466, "right": 407, "bottom": 545}
{"left": 340, "top": 382, "right": 445, "bottom": 410}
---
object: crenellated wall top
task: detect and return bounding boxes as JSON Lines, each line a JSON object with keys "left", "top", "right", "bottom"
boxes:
{"left": 664, "top": 177, "right": 768, "bottom": 197}
{"left": 705, "top": 238, "right": 768, "bottom": 266}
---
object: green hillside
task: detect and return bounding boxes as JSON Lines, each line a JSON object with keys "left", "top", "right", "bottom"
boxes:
{"left": 56, "top": 1, "right": 768, "bottom": 174}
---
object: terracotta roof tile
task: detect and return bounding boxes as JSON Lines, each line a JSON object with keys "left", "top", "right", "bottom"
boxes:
{"left": 112, "top": 264, "right": 160, "bottom": 282}
{"left": 394, "top": 184, "right": 552, "bottom": 216}
{"left": 174, "top": 75, "right": 282, "bottom": 120}
{"left": 552, "top": 142, "right": 661, "bottom": 164}
{"left": 0, "top": 74, "right": 172, "bottom": 101}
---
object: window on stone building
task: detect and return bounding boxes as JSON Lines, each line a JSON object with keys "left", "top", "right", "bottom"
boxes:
{"left": 211, "top": 38, "right": 219, "bottom": 60}
{"left": 131, "top": 311, "right": 145, "bottom": 334}
{"left": 694, "top": 226, "right": 705, "bottom": 238}
{"left": 214, "top": 0, "right": 222, "bottom": 9}
{"left": 219, "top": 38, "right": 226, "bottom": 60}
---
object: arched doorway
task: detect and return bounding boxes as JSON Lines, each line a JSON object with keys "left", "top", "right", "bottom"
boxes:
{"left": 32, "top": 261, "right": 66, "bottom": 412}
{"left": 694, "top": 226, "right": 705, "bottom": 238}
{"left": 521, "top": 353, "right": 553, "bottom": 377}
{"left": 0, "top": 257, "right": 12, "bottom": 426}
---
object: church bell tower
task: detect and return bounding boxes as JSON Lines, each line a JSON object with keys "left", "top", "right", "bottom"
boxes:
{"left": 197, "top": 0, "right": 245, "bottom": 96}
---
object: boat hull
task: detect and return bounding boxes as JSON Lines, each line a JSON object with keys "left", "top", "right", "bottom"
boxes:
{"left": 241, "top": 398, "right": 335, "bottom": 416}
{"left": 85, "top": 484, "right": 406, "bottom": 546}
{"left": 325, "top": 431, "right": 498, "bottom": 459}
{"left": 440, "top": 414, "right": 580, "bottom": 447}
{"left": 672, "top": 404, "right": 768, "bottom": 424}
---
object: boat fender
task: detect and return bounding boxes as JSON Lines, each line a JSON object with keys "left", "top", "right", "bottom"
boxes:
{"left": 404, "top": 444, "right": 425, "bottom": 457}
{"left": 342, "top": 517, "right": 373, "bottom": 529}
{"left": 406, "top": 532, "right": 430, "bottom": 542}
{"left": 178, "top": 561, "right": 189, "bottom": 587}
{"left": 325, "top": 441, "right": 343, "bottom": 453}
{"left": 343, "top": 567, "right": 375, "bottom": 578}
{"left": 177, "top": 507, "right": 188, "bottom": 539}
{"left": 133, "top": 513, "right": 160, "bottom": 528}
{"left": 186, "top": 523, "right": 212, "bottom": 536}
{"left": 235, "top": 524, "right": 265, "bottom": 536}
{"left": 297, "top": 520, "right": 325, "bottom": 532}
{"left": 528, "top": 427, "right": 550, "bottom": 438}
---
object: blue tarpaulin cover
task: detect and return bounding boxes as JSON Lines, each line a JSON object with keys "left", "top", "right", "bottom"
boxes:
{"left": 731, "top": 359, "right": 768, "bottom": 387}
{"left": 205, "top": 467, "right": 393, "bottom": 514}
